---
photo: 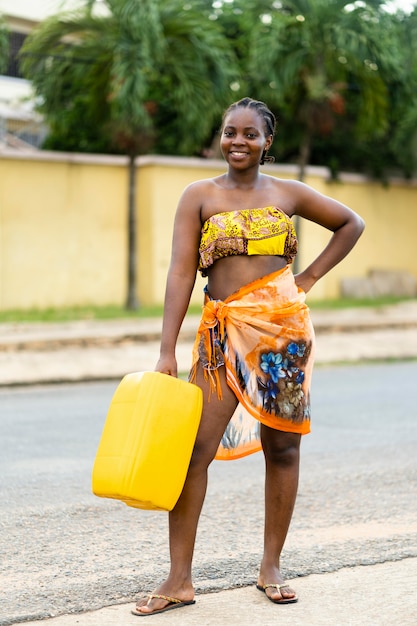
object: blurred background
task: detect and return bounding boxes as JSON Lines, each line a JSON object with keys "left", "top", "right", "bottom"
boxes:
{"left": 0, "top": 0, "right": 416, "bottom": 313}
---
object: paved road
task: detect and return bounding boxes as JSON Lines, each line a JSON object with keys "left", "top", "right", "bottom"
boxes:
{"left": 1, "top": 362, "right": 417, "bottom": 625}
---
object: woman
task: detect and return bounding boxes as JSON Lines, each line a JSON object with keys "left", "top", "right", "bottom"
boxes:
{"left": 133, "top": 97, "right": 365, "bottom": 616}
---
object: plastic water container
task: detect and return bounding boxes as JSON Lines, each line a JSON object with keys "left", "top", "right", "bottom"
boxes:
{"left": 92, "top": 371, "right": 203, "bottom": 511}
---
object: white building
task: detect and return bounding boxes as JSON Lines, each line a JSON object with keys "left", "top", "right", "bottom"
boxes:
{"left": 0, "top": 0, "right": 84, "bottom": 148}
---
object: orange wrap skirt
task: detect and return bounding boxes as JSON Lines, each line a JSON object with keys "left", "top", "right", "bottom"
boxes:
{"left": 190, "top": 265, "right": 315, "bottom": 460}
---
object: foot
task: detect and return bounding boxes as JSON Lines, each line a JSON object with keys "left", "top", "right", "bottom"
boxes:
{"left": 257, "top": 568, "right": 297, "bottom": 604}
{"left": 133, "top": 582, "right": 195, "bottom": 616}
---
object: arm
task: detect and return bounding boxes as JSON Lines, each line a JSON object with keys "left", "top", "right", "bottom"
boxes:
{"left": 287, "top": 180, "right": 365, "bottom": 293}
{"left": 155, "top": 184, "right": 203, "bottom": 377}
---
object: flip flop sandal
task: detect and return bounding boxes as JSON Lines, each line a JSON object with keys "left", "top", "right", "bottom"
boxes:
{"left": 256, "top": 582, "right": 298, "bottom": 604}
{"left": 132, "top": 593, "right": 196, "bottom": 616}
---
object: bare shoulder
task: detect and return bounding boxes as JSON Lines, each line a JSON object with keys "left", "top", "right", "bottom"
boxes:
{"left": 265, "top": 176, "right": 310, "bottom": 196}
{"left": 273, "top": 177, "right": 363, "bottom": 230}
{"left": 257, "top": 175, "right": 313, "bottom": 214}
{"left": 177, "top": 178, "right": 226, "bottom": 220}
{"left": 173, "top": 179, "right": 209, "bottom": 216}
{"left": 181, "top": 177, "right": 220, "bottom": 200}
{"left": 260, "top": 174, "right": 304, "bottom": 193}
{"left": 264, "top": 176, "right": 337, "bottom": 207}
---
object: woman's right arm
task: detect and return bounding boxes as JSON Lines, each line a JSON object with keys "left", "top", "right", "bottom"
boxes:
{"left": 155, "top": 183, "right": 204, "bottom": 377}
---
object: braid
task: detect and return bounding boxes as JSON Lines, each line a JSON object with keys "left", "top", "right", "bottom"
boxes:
{"left": 222, "top": 97, "right": 276, "bottom": 164}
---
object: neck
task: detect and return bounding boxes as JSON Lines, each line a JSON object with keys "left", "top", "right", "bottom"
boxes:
{"left": 225, "top": 165, "right": 262, "bottom": 189}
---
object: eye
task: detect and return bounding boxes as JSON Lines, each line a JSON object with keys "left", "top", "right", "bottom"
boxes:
{"left": 223, "top": 130, "right": 235, "bottom": 137}
{"left": 246, "top": 133, "right": 257, "bottom": 139}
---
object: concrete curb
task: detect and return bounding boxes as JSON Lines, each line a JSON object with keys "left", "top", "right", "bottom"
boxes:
{"left": 1, "top": 301, "right": 417, "bottom": 351}
{"left": 1, "top": 301, "right": 417, "bottom": 386}
{"left": 19, "top": 558, "right": 417, "bottom": 626}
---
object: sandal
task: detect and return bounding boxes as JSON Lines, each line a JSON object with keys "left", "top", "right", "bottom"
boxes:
{"left": 256, "top": 582, "right": 298, "bottom": 604}
{"left": 132, "top": 593, "right": 196, "bottom": 616}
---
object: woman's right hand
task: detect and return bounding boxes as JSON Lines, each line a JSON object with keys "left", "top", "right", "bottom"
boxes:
{"left": 155, "top": 354, "right": 178, "bottom": 378}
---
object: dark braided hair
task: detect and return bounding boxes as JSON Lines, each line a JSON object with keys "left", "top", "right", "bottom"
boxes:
{"left": 222, "top": 97, "right": 276, "bottom": 165}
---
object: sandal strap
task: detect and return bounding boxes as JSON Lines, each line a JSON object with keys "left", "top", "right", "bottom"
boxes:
{"left": 262, "top": 583, "right": 290, "bottom": 591}
{"left": 148, "top": 593, "right": 182, "bottom": 605}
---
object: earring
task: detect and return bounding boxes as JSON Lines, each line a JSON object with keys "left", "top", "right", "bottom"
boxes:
{"left": 261, "top": 150, "right": 275, "bottom": 164}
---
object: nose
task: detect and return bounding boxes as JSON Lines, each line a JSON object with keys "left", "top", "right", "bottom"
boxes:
{"left": 232, "top": 133, "right": 245, "bottom": 146}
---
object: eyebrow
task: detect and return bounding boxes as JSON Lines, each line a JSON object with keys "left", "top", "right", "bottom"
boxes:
{"left": 224, "top": 125, "right": 259, "bottom": 132}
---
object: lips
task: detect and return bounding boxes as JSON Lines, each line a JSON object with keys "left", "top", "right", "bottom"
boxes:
{"left": 230, "top": 151, "right": 248, "bottom": 158}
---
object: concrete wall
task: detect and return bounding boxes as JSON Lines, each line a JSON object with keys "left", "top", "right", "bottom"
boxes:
{"left": 1, "top": 149, "right": 416, "bottom": 311}
{"left": 0, "top": 151, "right": 128, "bottom": 310}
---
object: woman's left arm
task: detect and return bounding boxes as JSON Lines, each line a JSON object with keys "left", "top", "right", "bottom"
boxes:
{"left": 288, "top": 180, "right": 365, "bottom": 293}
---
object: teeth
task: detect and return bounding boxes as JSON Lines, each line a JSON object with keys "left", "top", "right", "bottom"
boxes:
{"left": 231, "top": 151, "right": 246, "bottom": 155}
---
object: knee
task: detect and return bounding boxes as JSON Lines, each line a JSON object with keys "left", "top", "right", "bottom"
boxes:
{"left": 188, "top": 438, "right": 216, "bottom": 471}
{"left": 262, "top": 432, "right": 301, "bottom": 468}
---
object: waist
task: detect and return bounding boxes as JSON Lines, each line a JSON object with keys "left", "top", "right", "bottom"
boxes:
{"left": 204, "top": 255, "right": 288, "bottom": 301}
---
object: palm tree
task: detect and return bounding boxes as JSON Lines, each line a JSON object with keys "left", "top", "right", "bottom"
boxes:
{"left": 21, "top": 0, "right": 238, "bottom": 309}
{"left": 249, "top": 0, "right": 398, "bottom": 182}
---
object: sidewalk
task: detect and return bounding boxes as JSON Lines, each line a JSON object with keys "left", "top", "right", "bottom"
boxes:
{"left": 20, "top": 558, "right": 417, "bottom": 626}
{"left": 1, "top": 300, "right": 417, "bottom": 385}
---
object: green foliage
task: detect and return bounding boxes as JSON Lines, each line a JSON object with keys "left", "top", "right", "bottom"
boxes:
{"left": 151, "top": 2, "right": 240, "bottom": 154}
{"left": 385, "top": 8, "right": 417, "bottom": 178}
{"left": 0, "top": 14, "right": 9, "bottom": 73}
{"left": 307, "top": 5, "right": 417, "bottom": 180}
{"left": 20, "top": 0, "right": 239, "bottom": 156}
{"left": 247, "top": 0, "right": 401, "bottom": 178}
{"left": 16, "top": 0, "right": 417, "bottom": 179}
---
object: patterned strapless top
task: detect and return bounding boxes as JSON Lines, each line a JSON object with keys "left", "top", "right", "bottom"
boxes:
{"left": 198, "top": 206, "right": 298, "bottom": 276}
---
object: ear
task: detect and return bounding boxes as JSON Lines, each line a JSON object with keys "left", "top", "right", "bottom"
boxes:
{"left": 264, "top": 134, "right": 273, "bottom": 150}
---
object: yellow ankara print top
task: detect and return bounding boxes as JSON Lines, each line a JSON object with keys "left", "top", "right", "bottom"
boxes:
{"left": 198, "top": 206, "right": 298, "bottom": 276}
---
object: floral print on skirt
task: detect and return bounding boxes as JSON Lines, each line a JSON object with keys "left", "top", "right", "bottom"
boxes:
{"left": 189, "top": 265, "right": 315, "bottom": 460}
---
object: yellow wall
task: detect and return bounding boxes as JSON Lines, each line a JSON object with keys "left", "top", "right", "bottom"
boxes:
{"left": 0, "top": 150, "right": 416, "bottom": 311}
{"left": 0, "top": 151, "right": 128, "bottom": 310}
{"left": 299, "top": 172, "right": 417, "bottom": 299}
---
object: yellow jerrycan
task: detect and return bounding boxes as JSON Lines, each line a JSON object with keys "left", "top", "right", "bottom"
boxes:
{"left": 92, "top": 371, "right": 203, "bottom": 511}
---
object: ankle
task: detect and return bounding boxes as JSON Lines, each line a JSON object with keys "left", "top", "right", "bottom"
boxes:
{"left": 258, "top": 561, "right": 284, "bottom": 583}
{"left": 164, "top": 574, "right": 194, "bottom": 595}
{"left": 260, "top": 556, "right": 281, "bottom": 571}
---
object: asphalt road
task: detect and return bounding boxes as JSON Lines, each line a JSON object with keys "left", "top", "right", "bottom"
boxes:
{"left": 1, "top": 361, "right": 417, "bottom": 625}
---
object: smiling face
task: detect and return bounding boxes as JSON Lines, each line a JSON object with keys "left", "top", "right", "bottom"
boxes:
{"left": 220, "top": 107, "right": 273, "bottom": 168}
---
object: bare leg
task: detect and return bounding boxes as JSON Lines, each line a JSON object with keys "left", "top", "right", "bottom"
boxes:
{"left": 135, "top": 365, "right": 238, "bottom": 614}
{"left": 257, "top": 426, "right": 301, "bottom": 603}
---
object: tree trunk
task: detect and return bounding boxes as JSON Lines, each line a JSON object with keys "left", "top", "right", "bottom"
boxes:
{"left": 125, "top": 153, "right": 139, "bottom": 310}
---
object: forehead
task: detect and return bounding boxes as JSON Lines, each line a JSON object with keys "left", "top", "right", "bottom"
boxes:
{"left": 223, "top": 107, "right": 265, "bottom": 130}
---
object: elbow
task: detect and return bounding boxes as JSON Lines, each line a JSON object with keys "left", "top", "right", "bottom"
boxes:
{"left": 357, "top": 215, "right": 366, "bottom": 237}
{"left": 351, "top": 213, "right": 365, "bottom": 240}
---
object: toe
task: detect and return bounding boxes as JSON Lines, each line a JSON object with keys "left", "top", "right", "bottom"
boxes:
{"left": 261, "top": 583, "right": 297, "bottom": 602}
{"left": 276, "top": 584, "right": 296, "bottom": 600}
{"left": 134, "top": 596, "right": 162, "bottom": 615}
{"left": 134, "top": 596, "right": 148, "bottom": 611}
{"left": 133, "top": 594, "right": 181, "bottom": 615}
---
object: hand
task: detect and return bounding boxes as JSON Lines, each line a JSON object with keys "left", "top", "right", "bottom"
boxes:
{"left": 294, "top": 271, "right": 316, "bottom": 294}
{"left": 155, "top": 354, "right": 178, "bottom": 378}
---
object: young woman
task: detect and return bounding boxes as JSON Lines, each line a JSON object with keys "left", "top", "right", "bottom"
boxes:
{"left": 133, "top": 97, "right": 365, "bottom": 616}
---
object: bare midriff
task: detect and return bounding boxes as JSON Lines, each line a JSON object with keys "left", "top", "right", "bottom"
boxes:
{"left": 205, "top": 254, "right": 288, "bottom": 301}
